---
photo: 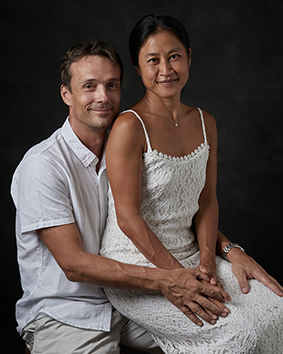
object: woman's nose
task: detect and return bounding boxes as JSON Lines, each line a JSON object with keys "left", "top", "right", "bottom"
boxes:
{"left": 159, "top": 59, "right": 172, "bottom": 76}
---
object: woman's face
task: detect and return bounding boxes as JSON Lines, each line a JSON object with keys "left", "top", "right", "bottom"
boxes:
{"left": 136, "top": 30, "right": 191, "bottom": 99}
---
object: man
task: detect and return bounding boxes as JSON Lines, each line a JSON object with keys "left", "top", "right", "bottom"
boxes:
{"left": 11, "top": 39, "right": 283, "bottom": 354}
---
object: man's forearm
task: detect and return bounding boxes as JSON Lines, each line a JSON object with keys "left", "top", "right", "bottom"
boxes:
{"left": 37, "top": 224, "right": 166, "bottom": 292}
{"left": 66, "top": 250, "right": 169, "bottom": 292}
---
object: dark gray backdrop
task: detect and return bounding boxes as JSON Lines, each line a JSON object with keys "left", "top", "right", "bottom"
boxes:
{"left": 1, "top": 0, "right": 282, "bottom": 351}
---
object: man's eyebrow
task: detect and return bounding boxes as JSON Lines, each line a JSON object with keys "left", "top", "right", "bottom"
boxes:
{"left": 80, "top": 78, "right": 97, "bottom": 84}
{"left": 80, "top": 78, "right": 120, "bottom": 84}
{"left": 106, "top": 78, "right": 121, "bottom": 82}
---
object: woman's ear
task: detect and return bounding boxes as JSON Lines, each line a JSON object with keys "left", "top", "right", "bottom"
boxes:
{"left": 187, "top": 48, "right": 192, "bottom": 69}
{"left": 131, "top": 58, "right": 141, "bottom": 76}
{"left": 135, "top": 66, "right": 141, "bottom": 76}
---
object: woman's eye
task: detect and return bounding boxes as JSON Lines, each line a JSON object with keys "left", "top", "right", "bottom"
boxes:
{"left": 148, "top": 58, "right": 158, "bottom": 63}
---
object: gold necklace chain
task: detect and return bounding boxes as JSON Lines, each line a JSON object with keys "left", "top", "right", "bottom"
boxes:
{"left": 143, "top": 99, "right": 179, "bottom": 127}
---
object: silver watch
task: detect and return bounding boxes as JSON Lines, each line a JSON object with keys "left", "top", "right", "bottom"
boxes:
{"left": 222, "top": 242, "right": 245, "bottom": 261}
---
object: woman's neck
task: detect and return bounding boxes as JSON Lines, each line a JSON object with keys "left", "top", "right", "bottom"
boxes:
{"left": 143, "top": 92, "right": 182, "bottom": 122}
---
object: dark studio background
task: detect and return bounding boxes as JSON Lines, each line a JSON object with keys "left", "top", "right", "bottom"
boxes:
{"left": 1, "top": 0, "right": 282, "bottom": 351}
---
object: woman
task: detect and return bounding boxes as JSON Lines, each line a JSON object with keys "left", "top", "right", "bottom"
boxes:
{"left": 100, "top": 15, "right": 283, "bottom": 353}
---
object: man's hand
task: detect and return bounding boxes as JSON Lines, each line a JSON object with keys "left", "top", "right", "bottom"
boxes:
{"left": 160, "top": 267, "right": 230, "bottom": 327}
{"left": 228, "top": 248, "right": 283, "bottom": 296}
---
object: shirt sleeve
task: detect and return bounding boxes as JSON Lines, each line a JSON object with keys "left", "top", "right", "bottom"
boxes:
{"left": 13, "top": 154, "right": 75, "bottom": 233}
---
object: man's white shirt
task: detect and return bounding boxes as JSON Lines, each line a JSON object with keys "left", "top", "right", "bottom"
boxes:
{"left": 11, "top": 118, "right": 112, "bottom": 335}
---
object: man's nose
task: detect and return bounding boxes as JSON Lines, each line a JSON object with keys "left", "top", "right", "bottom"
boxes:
{"left": 95, "top": 85, "right": 109, "bottom": 102}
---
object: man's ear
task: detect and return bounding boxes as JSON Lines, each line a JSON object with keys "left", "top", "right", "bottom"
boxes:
{"left": 60, "top": 85, "right": 71, "bottom": 106}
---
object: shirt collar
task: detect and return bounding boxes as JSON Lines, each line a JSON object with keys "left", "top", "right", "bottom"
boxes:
{"left": 61, "top": 117, "right": 105, "bottom": 169}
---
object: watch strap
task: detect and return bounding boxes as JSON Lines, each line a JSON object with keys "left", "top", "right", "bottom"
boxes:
{"left": 222, "top": 242, "right": 245, "bottom": 261}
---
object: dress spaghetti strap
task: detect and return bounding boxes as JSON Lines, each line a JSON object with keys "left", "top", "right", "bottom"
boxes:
{"left": 120, "top": 110, "right": 153, "bottom": 153}
{"left": 196, "top": 107, "right": 208, "bottom": 145}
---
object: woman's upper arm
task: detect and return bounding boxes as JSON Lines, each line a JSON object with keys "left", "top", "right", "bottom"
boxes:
{"left": 200, "top": 111, "right": 218, "bottom": 202}
{"left": 106, "top": 112, "right": 146, "bottom": 220}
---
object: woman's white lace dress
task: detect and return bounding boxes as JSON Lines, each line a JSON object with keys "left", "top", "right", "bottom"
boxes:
{"left": 100, "top": 108, "right": 283, "bottom": 353}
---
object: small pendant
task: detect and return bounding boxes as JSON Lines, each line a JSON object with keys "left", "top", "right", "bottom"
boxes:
{"left": 175, "top": 123, "right": 178, "bottom": 127}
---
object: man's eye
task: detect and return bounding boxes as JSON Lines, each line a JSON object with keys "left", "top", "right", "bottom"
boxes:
{"left": 148, "top": 58, "right": 158, "bottom": 63}
{"left": 109, "top": 83, "right": 120, "bottom": 89}
{"left": 170, "top": 54, "right": 179, "bottom": 60}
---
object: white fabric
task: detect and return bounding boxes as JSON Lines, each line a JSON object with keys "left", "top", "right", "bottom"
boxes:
{"left": 100, "top": 108, "right": 283, "bottom": 353}
{"left": 11, "top": 118, "right": 112, "bottom": 335}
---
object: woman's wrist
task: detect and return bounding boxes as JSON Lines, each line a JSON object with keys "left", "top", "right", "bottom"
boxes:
{"left": 222, "top": 242, "right": 245, "bottom": 262}
{"left": 225, "top": 246, "right": 246, "bottom": 263}
{"left": 200, "top": 245, "right": 216, "bottom": 262}
{"left": 199, "top": 255, "right": 216, "bottom": 270}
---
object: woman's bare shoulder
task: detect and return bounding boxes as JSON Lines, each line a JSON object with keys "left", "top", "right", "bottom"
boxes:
{"left": 201, "top": 109, "right": 217, "bottom": 131}
{"left": 183, "top": 105, "right": 217, "bottom": 144}
{"left": 199, "top": 109, "right": 217, "bottom": 145}
{"left": 183, "top": 105, "right": 216, "bottom": 126}
{"left": 112, "top": 110, "right": 143, "bottom": 131}
{"left": 109, "top": 109, "right": 146, "bottom": 148}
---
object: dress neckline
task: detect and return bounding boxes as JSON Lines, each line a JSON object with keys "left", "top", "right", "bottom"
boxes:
{"left": 144, "top": 142, "right": 209, "bottom": 162}
{"left": 121, "top": 108, "right": 209, "bottom": 161}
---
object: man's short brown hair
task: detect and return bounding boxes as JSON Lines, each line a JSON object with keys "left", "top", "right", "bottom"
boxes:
{"left": 60, "top": 39, "right": 123, "bottom": 92}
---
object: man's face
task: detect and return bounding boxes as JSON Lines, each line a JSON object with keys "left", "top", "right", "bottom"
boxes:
{"left": 61, "top": 55, "right": 121, "bottom": 134}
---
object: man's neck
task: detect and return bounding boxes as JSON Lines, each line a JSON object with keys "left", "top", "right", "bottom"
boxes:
{"left": 83, "top": 133, "right": 105, "bottom": 158}
{"left": 69, "top": 119, "right": 106, "bottom": 155}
